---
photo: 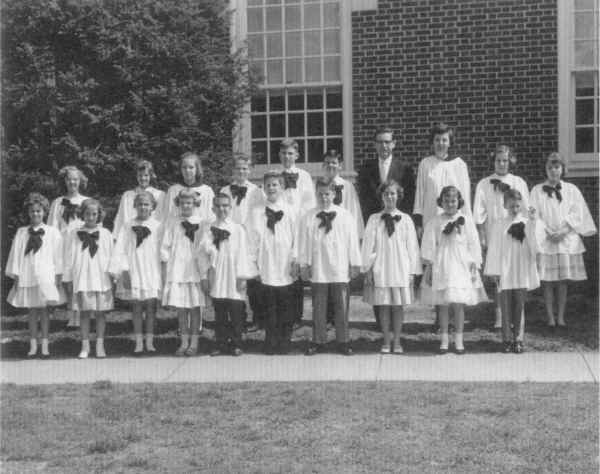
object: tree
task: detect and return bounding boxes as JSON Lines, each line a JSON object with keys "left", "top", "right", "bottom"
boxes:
{"left": 1, "top": 0, "right": 256, "bottom": 309}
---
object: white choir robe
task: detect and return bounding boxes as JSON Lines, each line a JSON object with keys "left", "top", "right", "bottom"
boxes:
{"left": 5, "top": 224, "right": 64, "bottom": 305}
{"left": 160, "top": 216, "right": 205, "bottom": 284}
{"left": 48, "top": 194, "right": 90, "bottom": 233}
{"left": 413, "top": 155, "right": 471, "bottom": 227}
{"left": 420, "top": 211, "right": 486, "bottom": 304}
{"left": 530, "top": 180, "right": 597, "bottom": 256}
{"left": 62, "top": 226, "right": 113, "bottom": 293}
{"left": 361, "top": 210, "right": 422, "bottom": 288}
{"left": 331, "top": 175, "right": 365, "bottom": 239}
{"left": 484, "top": 215, "right": 540, "bottom": 291}
{"left": 298, "top": 205, "right": 362, "bottom": 283}
{"left": 198, "top": 218, "right": 257, "bottom": 300}
{"left": 247, "top": 201, "right": 297, "bottom": 287}
{"left": 161, "top": 183, "right": 215, "bottom": 225}
{"left": 473, "top": 173, "right": 530, "bottom": 241}
{"left": 279, "top": 166, "right": 316, "bottom": 223}
{"left": 220, "top": 181, "right": 265, "bottom": 226}
{"left": 109, "top": 217, "right": 163, "bottom": 300}
{"left": 112, "top": 187, "right": 165, "bottom": 239}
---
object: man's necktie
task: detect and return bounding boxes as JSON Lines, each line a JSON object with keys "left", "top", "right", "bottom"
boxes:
{"left": 131, "top": 225, "right": 151, "bottom": 247}
{"left": 381, "top": 213, "right": 402, "bottom": 237}
{"left": 317, "top": 211, "right": 336, "bottom": 234}
{"left": 77, "top": 230, "right": 100, "bottom": 257}
{"left": 25, "top": 227, "right": 44, "bottom": 255}
{"left": 265, "top": 207, "right": 284, "bottom": 233}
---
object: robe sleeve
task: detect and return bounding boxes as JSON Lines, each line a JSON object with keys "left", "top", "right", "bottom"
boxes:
{"left": 413, "top": 159, "right": 426, "bottom": 216}
{"left": 472, "top": 179, "right": 487, "bottom": 226}
{"left": 465, "top": 215, "right": 482, "bottom": 267}
{"left": 483, "top": 220, "right": 502, "bottom": 276}
{"left": 52, "top": 229, "right": 63, "bottom": 277}
{"left": 404, "top": 216, "right": 422, "bottom": 275}
{"left": 5, "top": 228, "right": 24, "bottom": 280}
{"left": 346, "top": 214, "right": 362, "bottom": 268}
{"left": 457, "top": 159, "right": 472, "bottom": 215}
{"left": 515, "top": 177, "right": 530, "bottom": 210}
{"left": 300, "top": 173, "right": 317, "bottom": 216}
{"left": 160, "top": 224, "right": 174, "bottom": 263}
{"left": 360, "top": 215, "right": 377, "bottom": 272}
{"left": 202, "top": 187, "right": 216, "bottom": 222}
{"left": 47, "top": 198, "right": 62, "bottom": 230}
{"left": 565, "top": 185, "right": 597, "bottom": 237}
{"left": 525, "top": 218, "right": 541, "bottom": 255}
{"left": 153, "top": 190, "right": 165, "bottom": 223}
{"left": 344, "top": 181, "right": 365, "bottom": 239}
{"left": 112, "top": 192, "right": 128, "bottom": 240}
{"left": 297, "top": 213, "right": 311, "bottom": 268}
{"left": 109, "top": 224, "right": 129, "bottom": 276}
{"left": 62, "top": 229, "right": 75, "bottom": 282}
{"left": 235, "top": 226, "right": 258, "bottom": 280}
{"left": 420, "top": 219, "right": 437, "bottom": 264}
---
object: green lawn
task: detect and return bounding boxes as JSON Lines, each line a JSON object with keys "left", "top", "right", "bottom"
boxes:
{"left": 1, "top": 382, "right": 598, "bottom": 473}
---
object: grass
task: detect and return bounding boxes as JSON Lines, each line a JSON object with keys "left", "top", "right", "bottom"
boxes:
{"left": 0, "top": 381, "right": 598, "bottom": 473}
{"left": 1, "top": 283, "right": 598, "bottom": 358}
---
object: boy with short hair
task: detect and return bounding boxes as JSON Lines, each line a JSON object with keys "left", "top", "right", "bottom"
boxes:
{"left": 247, "top": 171, "right": 298, "bottom": 354}
{"left": 299, "top": 178, "right": 362, "bottom": 355}
{"left": 199, "top": 193, "right": 256, "bottom": 356}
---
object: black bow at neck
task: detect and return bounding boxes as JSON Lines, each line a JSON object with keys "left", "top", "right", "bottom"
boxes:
{"left": 507, "top": 222, "right": 526, "bottom": 242}
{"left": 181, "top": 221, "right": 199, "bottom": 242}
{"left": 61, "top": 198, "right": 79, "bottom": 223}
{"left": 211, "top": 226, "right": 231, "bottom": 249}
{"left": 265, "top": 207, "right": 284, "bottom": 233}
{"left": 381, "top": 213, "right": 402, "bottom": 237}
{"left": 230, "top": 184, "right": 248, "bottom": 205}
{"left": 542, "top": 183, "right": 562, "bottom": 202}
{"left": 317, "top": 211, "right": 336, "bottom": 234}
{"left": 282, "top": 171, "right": 299, "bottom": 189}
{"left": 490, "top": 178, "right": 511, "bottom": 194}
{"left": 25, "top": 227, "right": 45, "bottom": 255}
{"left": 77, "top": 230, "right": 100, "bottom": 257}
{"left": 442, "top": 216, "right": 465, "bottom": 235}
{"left": 131, "top": 225, "right": 151, "bottom": 247}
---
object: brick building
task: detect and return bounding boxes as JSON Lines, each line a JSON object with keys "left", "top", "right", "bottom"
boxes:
{"left": 230, "top": 0, "right": 598, "bottom": 280}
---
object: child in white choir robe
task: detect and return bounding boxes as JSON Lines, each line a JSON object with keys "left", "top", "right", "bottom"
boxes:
{"left": 110, "top": 191, "right": 163, "bottom": 354}
{"left": 420, "top": 186, "right": 487, "bottom": 354}
{"left": 198, "top": 193, "right": 256, "bottom": 357}
{"left": 299, "top": 178, "right": 362, "bottom": 356}
{"left": 220, "top": 155, "right": 265, "bottom": 330}
{"left": 48, "top": 165, "right": 90, "bottom": 328}
{"left": 322, "top": 149, "right": 365, "bottom": 239}
{"left": 361, "top": 180, "right": 421, "bottom": 354}
{"left": 112, "top": 160, "right": 164, "bottom": 240}
{"left": 484, "top": 189, "right": 540, "bottom": 354}
{"left": 162, "top": 152, "right": 215, "bottom": 225}
{"left": 278, "top": 138, "right": 316, "bottom": 324}
{"left": 530, "top": 153, "right": 597, "bottom": 328}
{"left": 160, "top": 188, "right": 206, "bottom": 356}
{"left": 5, "top": 193, "right": 65, "bottom": 357}
{"left": 62, "top": 199, "right": 114, "bottom": 359}
{"left": 473, "top": 145, "right": 530, "bottom": 328}
{"left": 247, "top": 171, "right": 298, "bottom": 355}
{"left": 413, "top": 123, "right": 472, "bottom": 239}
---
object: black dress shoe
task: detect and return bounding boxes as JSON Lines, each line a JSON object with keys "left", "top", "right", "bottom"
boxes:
{"left": 305, "top": 344, "right": 322, "bottom": 356}
{"left": 438, "top": 347, "right": 448, "bottom": 355}
{"left": 503, "top": 342, "right": 513, "bottom": 353}
{"left": 455, "top": 347, "right": 465, "bottom": 355}
{"left": 338, "top": 343, "right": 353, "bottom": 356}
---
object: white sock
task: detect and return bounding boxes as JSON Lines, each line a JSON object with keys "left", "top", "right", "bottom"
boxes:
{"left": 134, "top": 334, "right": 143, "bottom": 353}
{"left": 440, "top": 333, "right": 449, "bottom": 350}
{"left": 28, "top": 338, "right": 38, "bottom": 356}
{"left": 494, "top": 308, "right": 502, "bottom": 326}
{"left": 455, "top": 332, "right": 464, "bottom": 351}
{"left": 178, "top": 334, "right": 189, "bottom": 350}
{"left": 96, "top": 338, "right": 106, "bottom": 358}
{"left": 41, "top": 338, "right": 49, "bottom": 356}
{"left": 145, "top": 334, "right": 156, "bottom": 352}
{"left": 79, "top": 339, "right": 90, "bottom": 358}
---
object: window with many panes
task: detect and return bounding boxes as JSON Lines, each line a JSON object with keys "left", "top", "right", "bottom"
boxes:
{"left": 246, "top": 0, "right": 344, "bottom": 166}
{"left": 558, "top": 0, "right": 599, "bottom": 175}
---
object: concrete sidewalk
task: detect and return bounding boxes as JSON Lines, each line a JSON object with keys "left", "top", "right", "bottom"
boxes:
{"left": 1, "top": 351, "right": 597, "bottom": 385}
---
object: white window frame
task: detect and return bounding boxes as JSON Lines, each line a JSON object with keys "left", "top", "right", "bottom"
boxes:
{"left": 557, "top": 0, "right": 599, "bottom": 177}
{"left": 230, "top": 0, "right": 354, "bottom": 180}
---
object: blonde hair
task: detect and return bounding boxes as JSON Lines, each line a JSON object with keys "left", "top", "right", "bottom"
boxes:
{"left": 78, "top": 198, "right": 105, "bottom": 224}
{"left": 58, "top": 165, "right": 88, "bottom": 191}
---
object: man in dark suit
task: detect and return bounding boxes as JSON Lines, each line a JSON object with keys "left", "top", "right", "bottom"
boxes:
{"left": 357, "top": 127, "right": 417, "bottom": 330}
{"left": 357, "top": 127, "right": 416, "bottom": 219}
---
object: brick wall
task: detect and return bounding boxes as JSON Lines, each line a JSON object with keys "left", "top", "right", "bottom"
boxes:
{"left": 351, "top": 0, "right": 598, "bottom": 284}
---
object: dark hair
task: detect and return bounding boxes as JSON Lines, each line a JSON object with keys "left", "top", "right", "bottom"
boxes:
{"left": 323, "top": 149, "right": 343, "bottom": 163}
{"left": 136, "top": 160, "right": 157, "bottom": 182}
{"left": 213, "top": 192, "right": 231, "bottom": 206}
{"left": 279, "top": 138, "right": 299, "bottom": 151}
{"left": 59, "top": 165, "right": 88, "bottom": 192}
{"left": 315, "top": 177, "right": 335, "bottom": 191}
{"left": 490, "top": 145, "right": 517, "bottom": 166}
{"left": 503, "top": 188, "right": 522, "bottom": 204}
{"left": 174, "top": 188, "right": 197, "bottom": 207}
{"left": 436, "top": 185, "right": 464, "bottom": 209}
{"left": 263, "top": 170, "right": 284, "bottom": 186}
{"left": 78, "top": 198, "right": 105, "bottom": 224}
{"left": 23, "top": 192, "right": 50, "bottom": 218}
{"left": 180, "top": 152, "right": 203, "bottom": 181}
{"left": 374, "top": 127, "right": 395, "bottom": 141}
{"left": 133, "top": 190, "right": 157, "bottom": 210}
{"left": 377, "top": 179, "right": 404, "bottom": 203}
{"left": 545, "top": 152, "right": 567, "bottom": 176}
{"left": 429, "top": 122, "right": 454, "bottom": 146}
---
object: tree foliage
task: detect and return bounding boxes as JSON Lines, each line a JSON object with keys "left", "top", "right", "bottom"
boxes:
{"left": 1, "top": 0, "right": 255, "bottom": 306}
